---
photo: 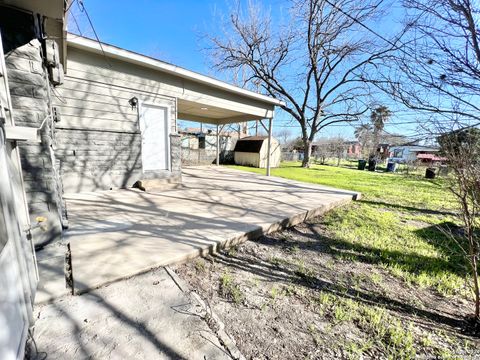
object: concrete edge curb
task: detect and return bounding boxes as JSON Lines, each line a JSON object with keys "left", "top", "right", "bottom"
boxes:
{"left": 165, "top": 266, "right": 246, "bottom": 360}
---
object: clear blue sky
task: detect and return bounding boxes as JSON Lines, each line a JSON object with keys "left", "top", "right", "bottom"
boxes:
{"left": 69, "top": 0, "right": 420, "bottom": 141}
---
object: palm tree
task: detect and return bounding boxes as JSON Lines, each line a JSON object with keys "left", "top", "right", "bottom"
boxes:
{"left": 370, "top": 106, "right": 392, "bottom": 158}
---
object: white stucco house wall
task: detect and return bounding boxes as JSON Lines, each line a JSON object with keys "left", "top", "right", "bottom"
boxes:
{"left": 389, "top": 145, "right": 441, "bottom": 163}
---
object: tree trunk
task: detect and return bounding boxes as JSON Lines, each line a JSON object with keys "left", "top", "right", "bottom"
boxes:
{"left": 302, "top": 140, "right": 312, "bottom": 168}
{"left": 472, "top": 254, "right": 480, "bottom": 320}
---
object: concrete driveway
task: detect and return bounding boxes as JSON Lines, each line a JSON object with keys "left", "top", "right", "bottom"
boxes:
{"left": 62, "top": 166, "right": 359, "bottom": 295}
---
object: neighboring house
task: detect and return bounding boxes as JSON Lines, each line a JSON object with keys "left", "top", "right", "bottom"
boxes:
{"left": 376, "top": 143, "right": 391, "bottom": 160}
{"left": 180, "top": 129, "right": 237, "bottom": 165}
{"left": 344, "top": 141, "right": 362, "bottom": 158}
{"left": 389, "top": 145, "right": 444, "bottom": 163}
{"left": 234, "top": 136, "right": 281, "bottom": 168}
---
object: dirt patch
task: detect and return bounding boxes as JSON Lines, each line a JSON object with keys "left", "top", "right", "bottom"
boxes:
{"left": 174, "top": 217, "right": 479, "bottom": 359}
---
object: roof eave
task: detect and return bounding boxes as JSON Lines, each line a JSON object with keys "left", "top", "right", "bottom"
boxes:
{"left": 66, "top": 34, "right": 285, "bottom": 109}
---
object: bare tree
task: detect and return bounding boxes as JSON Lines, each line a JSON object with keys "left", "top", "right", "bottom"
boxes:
{"left": 313, "top": 136, "right": 347, "bottom": 165}
{"left": 329, "top": 136, "right": 348, "bottom": 166}
{"left": 372, "top": 0, "right": 480, "bottom": 128}
{"left": 275, "top": 128, "right": 293, "bottom": 146}
{"left": 376, "top": 0, "right": 480, "bottom": 321}
{"left": 209, "top": 0, "right": 397, "bottom": 167}
{"left": 438, "top": 128, "right": 480, "bottom": 321}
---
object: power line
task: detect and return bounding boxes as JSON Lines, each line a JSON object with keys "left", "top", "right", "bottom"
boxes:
{"left": 322, "top": 0, "right": 412, "bottom": 59}
{"left": 66, "top": 0, "right": 77, "bottom": 13}
{"left": 70, "top": 12, "right": 83, "bottom": 36}
{"left": 77, "top": 0, "right": 111, "bottom": 68}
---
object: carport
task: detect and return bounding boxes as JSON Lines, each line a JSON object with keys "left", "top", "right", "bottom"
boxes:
{"left": 178, "top": 99, "right": 277, "bottom": 175}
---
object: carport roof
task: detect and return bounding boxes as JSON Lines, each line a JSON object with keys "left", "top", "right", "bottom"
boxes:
{"left": 67, "top": 34, "right": 285, "bottom": 111}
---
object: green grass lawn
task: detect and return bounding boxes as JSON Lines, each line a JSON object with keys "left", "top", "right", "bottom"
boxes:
{"left": 228, "top": 162, "right": 469, "bottom": 297}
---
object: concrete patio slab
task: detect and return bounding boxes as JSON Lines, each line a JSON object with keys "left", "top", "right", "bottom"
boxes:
{"left": 66, "top": 166, "right": 359, "bottom": 294}
{"left": 33, "top": 267, "right": 230, "bottom": 359}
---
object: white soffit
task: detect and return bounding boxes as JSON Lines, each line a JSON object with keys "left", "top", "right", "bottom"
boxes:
{"left": 66, "top": 34, "right": 285, "bottom": 109}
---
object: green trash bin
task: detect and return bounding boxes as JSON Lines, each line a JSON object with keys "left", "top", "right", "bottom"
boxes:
{"left": 358, "top": 160, "right": 367, "bottom": 170}
{"left": 425, "top": 167, "right": 436, "bottom": 179}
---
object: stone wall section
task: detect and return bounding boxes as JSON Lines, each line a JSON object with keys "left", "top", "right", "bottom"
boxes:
{"left": 6, "top": 39, "right": 63, "bottom": 248}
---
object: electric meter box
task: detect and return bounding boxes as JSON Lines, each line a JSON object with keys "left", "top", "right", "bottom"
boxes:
{"left": 44, "top": 39, "right": 60, "bottom": 67}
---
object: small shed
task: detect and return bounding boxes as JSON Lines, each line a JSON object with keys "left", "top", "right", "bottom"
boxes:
{"left": 234, "top": 136, "right": 281, "bottom": 168}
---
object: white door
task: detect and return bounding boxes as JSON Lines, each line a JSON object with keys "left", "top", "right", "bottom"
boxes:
{"left": 139, "top": 104, "right": 170, "bottom": 171}
{"left": 0, "top": 31, "right": 38, "bottom": 360}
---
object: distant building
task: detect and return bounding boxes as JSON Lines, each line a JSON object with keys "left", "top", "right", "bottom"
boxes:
{"left": 389, "top": 145, "right": 446, "bottom": 164}
{"left": 344, "top": 141, "right": 362, "bottom": 158}
{"left": 376, "top": 143, "right": 391, "bottom": 160}
{"left": 179, "top": 129, "right": 237, "bottom": 165}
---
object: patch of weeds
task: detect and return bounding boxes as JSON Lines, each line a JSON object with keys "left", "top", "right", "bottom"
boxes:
{"left": 260, "top": 302, "right": 268, "bottom": 311}
{"left": 295, "top": 261, "right": 316, "bottom": 282}
{"left": 333, "top": 299, "right": 357, "bottom": 324}
{"left": 325, "top": 259, "right": 335, "bottom": 270}
{"left": 359, "top": 306, "right": 416, "bottom": 359}
{"left": 336, "top": 251, "right": 358, "bottom": 262}
{"left": 226, "top": 246, "right": 238, "bottom": 256}
{"left": 333, "top": 305, "right": 351, "bottom": 323}
{"left": 436, "top": 348, "right": 458, "bottom": 359}
{"left": 268, "top": 256, "right": 289, "bottom": 267}
{"left": 350, "top": 274, "right": 366, "bottom": 289}
{"left": 369, "top": 272, "right": 383, "bottom": 285}
{"left": 194, "top": 259, "right": 206, "bottom": 273}
{"left": 270, "top": 285, "right": 284, "bottom": 300}
{"left": 420, "top": 334, "right": 433, "bottom": 348}
{"left": 307, "top": 323, "right": 322, "bottom": 347}
{"left": 219, "top": 271, "right": 244, "bottom": 304}
{"left": 316, "top": 291, "right": 335, "bottom": 307}
{"left": 287, "top": 244, "right": 300, "bottom": 254}
{"left": 345, "top": 340, "right": 373, "bottom": 360}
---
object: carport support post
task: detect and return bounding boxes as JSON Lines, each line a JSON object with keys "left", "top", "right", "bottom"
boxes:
{"left": 216, "top": 124, "right": 220, "bottom": 166}
{"left": 266, "top": 117, "right": 273, "bottom": 176}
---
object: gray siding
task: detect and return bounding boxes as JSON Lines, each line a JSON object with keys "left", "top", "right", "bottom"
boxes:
{"left": 52, "top": 52, "right": 179, "bottom": 193}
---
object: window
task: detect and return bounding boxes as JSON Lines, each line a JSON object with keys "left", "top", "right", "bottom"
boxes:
{"left": 393, "top": 149, "right": 404, "bottom": 158}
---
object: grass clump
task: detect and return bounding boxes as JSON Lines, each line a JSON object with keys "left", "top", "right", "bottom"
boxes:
{"left": 219, "top": 271, "right": 244, "bottom": 304}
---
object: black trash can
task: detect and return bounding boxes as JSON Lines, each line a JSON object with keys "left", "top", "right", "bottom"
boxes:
{"left": 368, "top": 159, "right": 377, "bottom": 172}
{"left": 386, "top": 161, "right": 396, "bottom": 172}
{"left": 358, "top": 160, "right": 367, "bottom": 170}
{"left": 425, "top": 167, "right": 436, "bottom": 179}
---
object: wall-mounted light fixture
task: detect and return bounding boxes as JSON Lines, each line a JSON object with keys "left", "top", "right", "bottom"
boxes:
{"left": 128, "top": 96, "right": 138, "bottom": 110}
